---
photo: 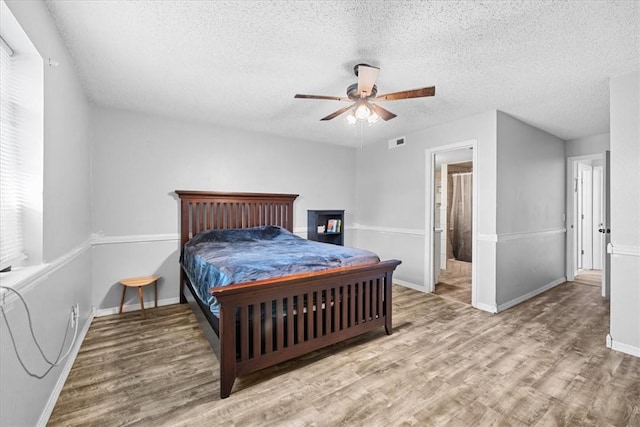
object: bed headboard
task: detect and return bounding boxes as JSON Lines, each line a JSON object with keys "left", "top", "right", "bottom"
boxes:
{"left": 175, "top": 191, "right": 299, "bottom": 247}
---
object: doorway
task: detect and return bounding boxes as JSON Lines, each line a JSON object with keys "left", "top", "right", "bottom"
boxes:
{"left": 567, "top": 152, "right": 610, "bottom": 297}
{"left": 425, "top": 141, "right": 477, "bottom": 307}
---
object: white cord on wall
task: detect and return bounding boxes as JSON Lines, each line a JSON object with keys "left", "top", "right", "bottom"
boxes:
{"left": 0, "top": 285, "right": 79, "bottom": 379}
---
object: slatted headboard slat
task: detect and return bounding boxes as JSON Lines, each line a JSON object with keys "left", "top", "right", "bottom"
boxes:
{"left": 175, "top": 191, "right": 299, "bottom": 248}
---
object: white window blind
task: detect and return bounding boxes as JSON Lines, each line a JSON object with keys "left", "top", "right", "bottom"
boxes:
{"left": 0, "top": 36, "right": 26, "bottom": 271}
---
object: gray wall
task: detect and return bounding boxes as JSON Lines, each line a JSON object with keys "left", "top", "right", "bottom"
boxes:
{"left": 495, "top": 112, "right": 566, "bottom": 308}
{"left": 0, "top": 1, "right": 93, "bottom": 426}
{"left": 566, "top": 133, "right": 610, "bottom": 157}
{"left": 609, "top": 71, "right": 640, "bottom": 355}
{"left": 354, "top": 110, "right": 567, "bottom": 312}
{"left": 90, "top": 106, "right": 358, "bottom": 312}
{"left": 354, "top": 110, "right": 498, "bottom": 309}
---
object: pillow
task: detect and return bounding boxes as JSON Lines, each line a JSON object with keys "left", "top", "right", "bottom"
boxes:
{"left": 187, "top": 225, "right": 288, "bottom": 246}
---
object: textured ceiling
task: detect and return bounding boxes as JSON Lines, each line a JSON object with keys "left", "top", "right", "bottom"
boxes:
{"left": 44, "top": 0, "right": 639, "bottom": 146}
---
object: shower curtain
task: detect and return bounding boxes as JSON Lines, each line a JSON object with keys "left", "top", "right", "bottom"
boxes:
{"left": 449, "top": 172, "right": 472, "bottom": 262}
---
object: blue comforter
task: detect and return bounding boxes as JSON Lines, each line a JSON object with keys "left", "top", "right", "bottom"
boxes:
{"left": 180, "top": 226, "right": 380, "bottom": 316}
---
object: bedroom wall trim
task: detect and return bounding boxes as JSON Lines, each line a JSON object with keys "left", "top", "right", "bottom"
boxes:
{"left": 478, "top": 228, "right": 566, "bottom": 243}
{"left": 496, "top": 277, "right": 566, "bottom": 313}
{"left": 393, "top": 278, "right": 425, "bottom": 292}
{"left": 92, "top": 233, "right": 180, "bottom": 245}
{"left": 37, "top": 307, "right": 95, "bottom": 427}
{"left": 496, "top": 228, "right": 566, "bottom": 242}
{"left": 475, "top": 301, "right": 498, "bottom": 313}
{"left": 608, "top": 244, "right": 640, "bottom": 257}
{"left": 353, "top": 224, "right": 424, "bottom": 236}
{"left": 606, "top": 334, "right": 640, "bottom": 357}
{"left": 90, "top": 227, "right": 420, "bottom": 246}
{"left": 91, "top": 229, "right": 352, "bottom": 244}
{"left": 293, "top": 226, "right": 306, "bottom": 235}
{"left": 95, "top": 297, "right": 180, "bottom": 317}
{"left": 0, "top": 238, "right": 92, "bottom": 308}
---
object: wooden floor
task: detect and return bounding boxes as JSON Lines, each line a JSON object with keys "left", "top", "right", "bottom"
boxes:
{"left": 574, "top": 269, "right": 602, "bottom": 287}
{"left": 49, "top": 282, "right": 640, "bottom": 426}
{"left": 435, "top": 268, "right": 472, "bottom": 305}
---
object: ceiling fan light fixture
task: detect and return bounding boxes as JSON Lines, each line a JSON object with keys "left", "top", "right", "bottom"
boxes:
{"left": 354, "top": 103, "right": 371, "bottom": 120}
{"left": 295, "top": 64, "right": 435, "bottom": 125}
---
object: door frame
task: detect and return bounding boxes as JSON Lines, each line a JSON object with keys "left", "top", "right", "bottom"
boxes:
{"left": 566, "top": 153, "right": 603, "bottom": 281}
{"left": 425, "top": 139, "right": 478, "bottom": 307}
{"left": 601, "top": 150, "right": 611, "bottom": 298}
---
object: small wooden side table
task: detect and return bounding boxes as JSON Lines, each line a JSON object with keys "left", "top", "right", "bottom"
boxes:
{"left": 119, "top": 275, "right": 160, "bottom": 319}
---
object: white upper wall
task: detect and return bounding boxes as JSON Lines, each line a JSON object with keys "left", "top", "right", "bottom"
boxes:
{"left": 566, "top": 133, "right": 610, "bottom": 158}
{"left": 496, "top": 111, "right": 566, "bottom": 235}
{"left": 355, "top": 110, "right": 497, "bottom": 233}
{"left": 90, "top": 106, "right": 357, "bottom": 237}
{"left": 610, "top": 73, "right": 640, "bottom": 250}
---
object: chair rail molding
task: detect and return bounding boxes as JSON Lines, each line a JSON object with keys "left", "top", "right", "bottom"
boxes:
{"left": 353, "top": 224, "right": 424, "bottom": 236}
{"left": 478, "top": 228, "right": 566, "bottom": 243}
{"left": 91, "top": 232, "right": 180, "bottom": 245}
{"left": 607, "top": 243, "right": 640, "bottom": 257}
{"left": 0, "top": 238, "right": 92, "bottom": 308}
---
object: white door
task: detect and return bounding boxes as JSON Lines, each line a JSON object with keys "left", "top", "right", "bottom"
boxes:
{"left": 576, "top": 163, "right": 592, "bottom": 270}
{"left": 592, "top": 166, "right": 604, "bottom": 270}
{"left": 581, "top": 166, "right": 594, "bottom": 269}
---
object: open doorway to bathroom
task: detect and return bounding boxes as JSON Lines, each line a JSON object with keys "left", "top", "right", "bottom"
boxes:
{"left": 432, "top": 148, "right": 474, "bottom": 305}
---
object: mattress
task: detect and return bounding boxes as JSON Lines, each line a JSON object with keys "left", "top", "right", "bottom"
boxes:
{"left": 180, "top": 225, "right": 380, "bottom": 316}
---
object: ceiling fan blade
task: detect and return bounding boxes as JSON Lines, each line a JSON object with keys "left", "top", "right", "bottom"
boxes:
{"left": 320, "top": 104, "right": 354, "bottom": 121}
{"left": 375, "top": 86, "right": 435, "bottom": 101}
{"left": 369, "top": 103, "right": 397, "bottom": 121}
{"left": 357, "top": 65, "right": 379, "bottom": 98}
{"left": 295, "top": 94, "right": 349, "bottom": 101}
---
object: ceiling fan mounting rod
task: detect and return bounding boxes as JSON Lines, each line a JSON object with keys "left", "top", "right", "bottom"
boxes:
{"left": 354, "top": 63, "right": 375, "bottom": 76}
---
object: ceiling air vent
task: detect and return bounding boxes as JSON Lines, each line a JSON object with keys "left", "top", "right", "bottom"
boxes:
{"left": 388, "top": 136, "right": 406, "bottom": 149}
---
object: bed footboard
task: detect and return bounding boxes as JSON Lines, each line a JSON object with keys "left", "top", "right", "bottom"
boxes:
{"left": 213, "top": 259, "right": 401, "bottom": 398}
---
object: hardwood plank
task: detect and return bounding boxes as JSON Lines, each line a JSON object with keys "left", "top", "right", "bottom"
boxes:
{"left": 49, "top": 282, "right": 640, "bottom": 426}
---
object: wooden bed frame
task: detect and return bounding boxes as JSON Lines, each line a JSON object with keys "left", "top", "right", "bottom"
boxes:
{"left": 176, "top": 190, "right": 401, "bottom": 398}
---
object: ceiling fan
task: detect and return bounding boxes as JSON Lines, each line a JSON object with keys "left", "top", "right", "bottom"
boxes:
{"left": 294, "top": 64, "right": 435, "bottom": 124}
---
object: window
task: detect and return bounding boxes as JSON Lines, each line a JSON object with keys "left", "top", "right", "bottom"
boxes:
{"left": 0, "top": 0, "right": 43, "bottom": 273}
{"left": 1, "top": 35, "right": 24, "bottom": 270}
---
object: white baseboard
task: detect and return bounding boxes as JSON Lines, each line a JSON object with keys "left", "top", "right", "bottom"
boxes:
{"left": 606, "top": 333, "right": 640, "bottom": 357}
{"left": 497, "top": 277, "right": 566, "bottom": 312}
{"left": 37, "top": 307, "right": 96, "bottom": 427}
{"left": 95, "top": 297, "right": 180, "bottom": 317}
{"left": 393, "top": 279, "right": 426, "bottom": 292}
{"left": 395, "top": 279, "right": 499, "bottom": 314}
{"left": 474, "top": 301, "right": 498, "bottom": 313}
